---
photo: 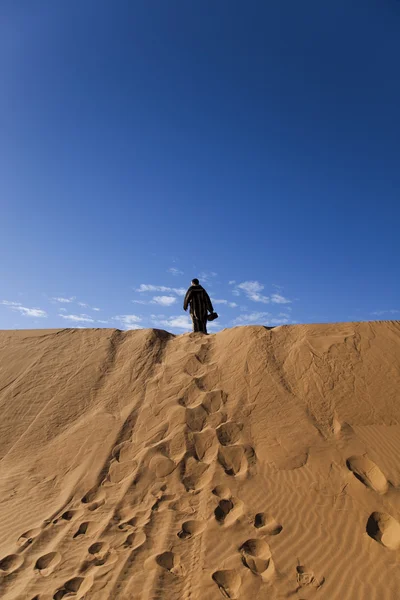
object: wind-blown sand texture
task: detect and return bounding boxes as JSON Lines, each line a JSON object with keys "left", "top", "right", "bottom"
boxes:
{"left": 0, "top": 322, "right": 400, "bottom": 600}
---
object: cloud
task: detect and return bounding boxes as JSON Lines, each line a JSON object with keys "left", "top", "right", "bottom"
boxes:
{"left": 232, "top": 312, "right": 289, "bottom": 326}
{"left": 59, "top": 314, "right": 95, "bottom": 323}
{"left": 168, "top": 267, "right": 184, "bottom": 276}
{"left": 228, "top": 280, "right": 236, "bottom": 285}
{"left": 59, "top": 308, "right": 67, "bottom": 312}
{"left": 78, "top": 301, "right": 102, "bottom": 311}
{"left": 132, "top": 300, "right": 148, "bottom": 305}
{"left": 136, "top": 284, "right": 186, "bottom": 296}
{"left": 234, "top": 281, "right": 292, "bottom": 305}
{"left": 151, "top": 314, "right": 220, "bottom": 332}
{"left": 1, "top": 301, "right": 47, "bottom": 318}
{"left": 17, "top": 307, "right": 47, "bottom": 318}
{"left": 371, "top": 309, "right": 399, "bottom": 316}
{"left": 152, "top": 315, "right": 193, "bottom": 330}
{"left": 270, "top": 293, "right": 291, "bottom": 304}
{"left": 151, "top": 296, "right": 177, "bottom": 306}
{"left": 97, "top": 320, "right": 109, "bottom": 324}
{"left": 52, "top": 296, "right": 76, "bottom": 303}
{"left": 199, "top": 271, "right": 218, "bottom": 282}
{"left": 1, "top": 300, "right": 22, "bottom": 306}
{"left": 233, "top": 312, "right": 270, "bottom": 325}
{"left": 113, "top": 314, "right": 142, "bottom": 330}
{"left": 237, "top": 281, "right": 270, "bottom": 303}
{"left": 212, "top": 299, "right": 238, "bottom": 308}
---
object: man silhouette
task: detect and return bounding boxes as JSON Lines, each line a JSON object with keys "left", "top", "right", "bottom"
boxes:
{"left": 183, "top": 278, "right": 214, "bottom": 334}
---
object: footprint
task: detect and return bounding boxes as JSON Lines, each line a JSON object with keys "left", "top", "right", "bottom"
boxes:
{"left": 60, "top": 510, "right": 80, "bottom": 522}
{"left": 366, "top": 512, "right": 400, "bottom": 550}
{"left": 177, "top": 520, "right": 206, "bottom": 539}
{"left": 296, "top": 565, "right": 324, "bottom": 589}
{"left": 346, "top": 455, "right": 388, "bottom": 494}
{"left": 155, "top": 551, "right": 185, "bottom": 576}
{"left": 108, "top": 458, "right": 138, "bottom": 483}
{"left": 212, "top": 569, "right": 241, "bottom": 599}
{"left": 144, "top": 425, "right": 169, "bottom": 447}
{"left": 123, "top": 530, "right": 146, "bottom": 550}
{"left": 0, "top": 554, "right": 24, "bottom": 573}
{"left": 186, "top": 405, "right": 208, "bottom": 431}
{"left": 73, "top": 521, "right": 99, "bottom": 539}
{"left": 193, "top": 429, "right": 218, "bottom": 462}
{"left": 254, "top": 513, "right": 283, "bottom": 535}
{"left": 81, "top": 488, "right": 105, "bottom": 505}
{"left": 182, "top": 456, "right": 210, "bottom": 491}
{"left": 112, "top": 440, "right": 138, "bottom": 463}
{"left": 217, "top": 445, "right": 245, "bottom": 476}
{"left": 212, "top": 485, "right": 231, "bottom": 500}
{"left": 54, "top": 576, "right": 93, "bottom": 600}
{"left": 149, "top": 454, "right": 176, "bottom": 478}
{"left": 87, "top": 500, "right": 105, "bottom": 512}
{"left": 214, "top": 497, "right": 244, "bottom": 526}
{"left": 118, "top": 516, "right": 138, "bottom": 531}
{"left": 35, "top": 552, "right": 61, "bottom": 577}
{"left": 216, "top": 421, "right": 242, "bottom": 446}
{"left": 17, "top": 527, "right": 41, "bottom": 547}
{"left": 202, "top": 390, "right": 226, "bottom": 414}
{"left": 240, "top": 539, "right": 274, "bottom": 577}
{"left": 184, "top": 355, "right": 204, "bottom": 376}
{"left": 88, "top": 542, "right": 109, "bottom": 556}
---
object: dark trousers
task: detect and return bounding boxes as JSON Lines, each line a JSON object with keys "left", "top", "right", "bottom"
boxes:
{"left": 191, "top": 314, "right": 207, "bottom": 334}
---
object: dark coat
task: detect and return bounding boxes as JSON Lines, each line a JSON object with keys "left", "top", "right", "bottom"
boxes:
{"left": 183, "top": 285, "right": 213, "bottom": 319}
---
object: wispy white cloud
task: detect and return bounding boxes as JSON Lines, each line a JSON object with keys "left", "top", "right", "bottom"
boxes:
{"left": 132, "top": 300, "right": 148, "bottom": 305}
{"left": 1, "top": 301, "right": 47, "bottom": 318}
{"left": 233, "top": 312, "right": 270, "bottom": 325}
{"left": 199, "top": 271, "right": 218, "bottom": 282}
{"left": 228, "top": 280, "right": 236, "bottom": 285}
{"left": 233, "top": 312, "right": 289, "bottom": 326}
{"left": 59, "top": 308, "right": 67, "bottom": 312}
{"left": 18, "top": 307, "right": 47, "bottom": 318}
{"left": 113, "top": 314, "right": 142, "bottom": 330}
{"left": 136, "top": 284, "right": 186, "bottom": 296}
{"left": 212, "top": 298, "right": 238, "bottom": 308}
{"left": 151, "top": 295, "right": 177, "bottom": 306}
{"left": 151, "top": 314, "right": 220, "bottom": 332}
{"left": 97, "top": 320, "right": 109, "bottom": 324}
{"left": 59, "top": 314, "right": 95, "bottom": 323}
{"left": 78, "top": 301, "right": 102, "bottom": 311}
{"left": 237, "top": 281, "right": 270, "bottom": 303}
{"left": 1, "top": 300, "right": 22, "bottom": 307}
{"left": 371, "top": 309, "right": 399, "bottom": 316}
{"left": 52, "top": 296, "right": 76, "bottom": 303}
{"left": 168, "top": 267, "right": 184, "bottom": 276}
{"left": 233, "top": 281, "right": 292, "bottom": 305}
{"left": 271, "top": 293, "right": 291, "bottom": 304}
{"left": 152, "top": 315, "right": 193, "bottom": 331}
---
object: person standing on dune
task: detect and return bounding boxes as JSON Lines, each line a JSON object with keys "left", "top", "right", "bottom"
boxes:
{"left": 183, "top": 278, "right": 214, "bottom": 334}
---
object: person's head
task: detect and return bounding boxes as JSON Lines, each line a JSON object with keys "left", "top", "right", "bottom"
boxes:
{"left": 191, "top": 278, "right": 199, "bottom": 286}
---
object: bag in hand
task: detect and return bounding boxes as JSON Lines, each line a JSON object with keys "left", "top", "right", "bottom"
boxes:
{"left": 207, "top": 312, "right": 219, "bottom": 322}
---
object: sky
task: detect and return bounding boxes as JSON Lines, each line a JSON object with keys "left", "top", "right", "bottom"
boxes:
{"left": 1, "top": 0, "right": 399, "bottom": 333}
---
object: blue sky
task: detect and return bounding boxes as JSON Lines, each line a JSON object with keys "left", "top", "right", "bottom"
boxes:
{"left": 1, "top": 0, "right": 399, "bottom": 333}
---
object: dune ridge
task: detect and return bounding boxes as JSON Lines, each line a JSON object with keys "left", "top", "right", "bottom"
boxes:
{"left": 0, "top": 321, "right": 400, "bottom": 599}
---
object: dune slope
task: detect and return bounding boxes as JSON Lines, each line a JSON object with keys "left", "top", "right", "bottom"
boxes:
{"left": 0, "top": 322, "right": 400, "bottom": 599}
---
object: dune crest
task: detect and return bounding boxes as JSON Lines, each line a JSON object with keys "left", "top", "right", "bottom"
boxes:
{"left": 0, "top": 322, "right": 400, "bottom": 599}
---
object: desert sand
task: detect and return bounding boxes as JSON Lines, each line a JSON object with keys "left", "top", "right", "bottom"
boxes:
{"left": 0, "top": 322, "right": 400, "bottom": 600}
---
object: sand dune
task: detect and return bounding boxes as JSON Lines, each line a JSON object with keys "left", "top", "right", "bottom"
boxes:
{"left": 0, "top": 322, "right": 400, "bottom": 599}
